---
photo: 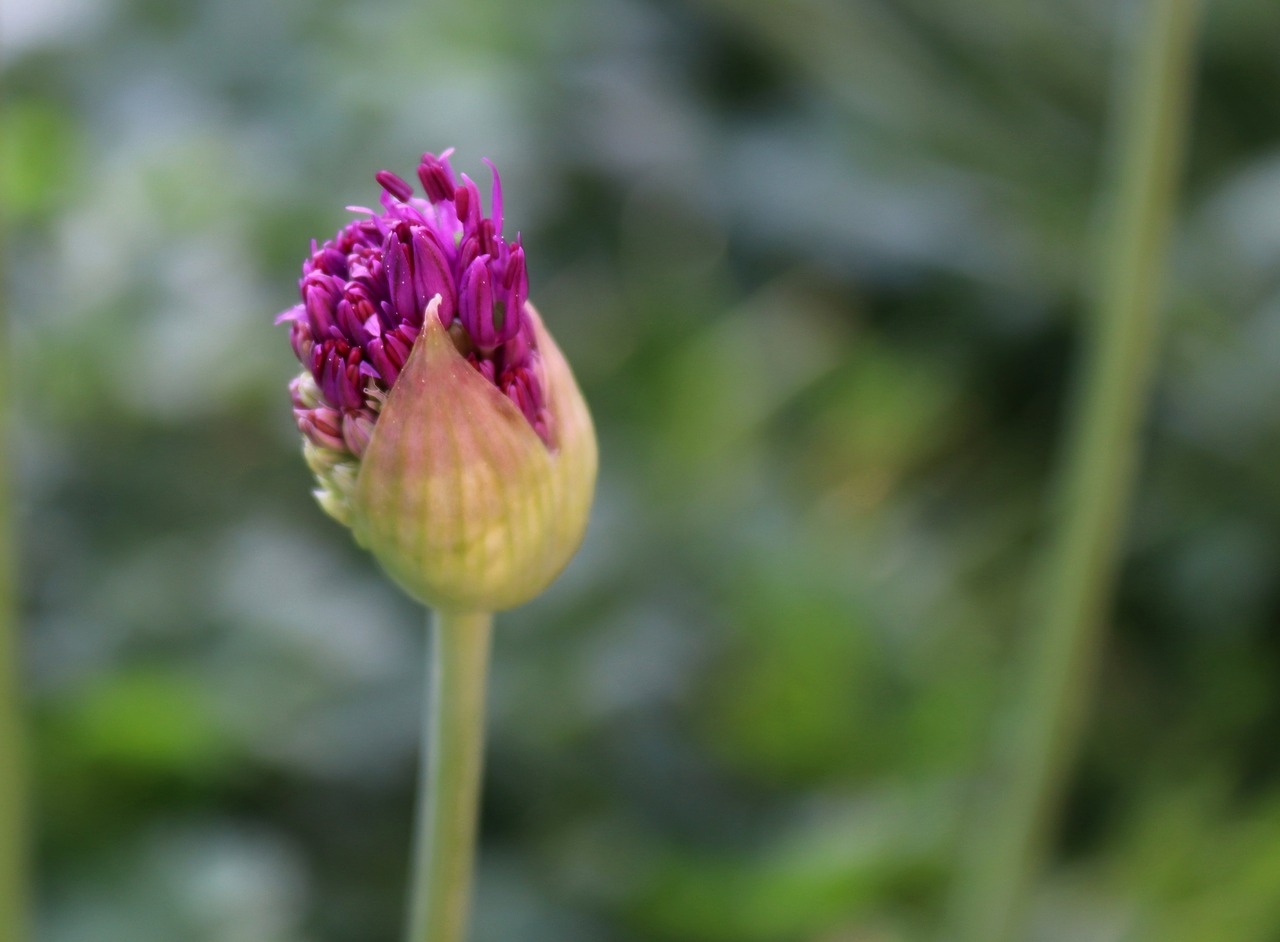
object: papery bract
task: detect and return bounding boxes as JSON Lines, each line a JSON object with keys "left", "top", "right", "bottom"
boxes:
{"left": 352, "top": 297, "right": 595, "bottom": 611}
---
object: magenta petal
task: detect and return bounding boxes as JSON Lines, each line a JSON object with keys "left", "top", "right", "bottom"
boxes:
{"left": 335, "top": 299, "right": 365, "bottom": 342}
{"left": 411, "top": 227, "right": 456, "bottom": 326}
{"left": 458, "top": 255, "right": 495, "bottom": 348}
{"left": 367, "top": 336, "right": 399, "bottom": 387}
{"left": 298, "top": 407, "right": 346, "bottom": 451}
{"left": 275, "top": 303, "right": 305, "bottom": 326}
{"left": 304, "top": 280, "right": 337, "bottom": 336}
{"left": 375, "top": 170, "right": 415, "bottom": 202}
{"left": 482, "top": 157, "right": 504, "bottom": 234}
{"left": 417, "top": 151, "right": 457, "bottom": 203}
{"left": 384, "top": 236, "right": 418, "bottom": 320}
{"left": 456, "top": 232, "right": 481, "bottom": 277}
{"left": 455, "top": 175, "right": 482, "bottom": 231}
{"left": 500, "top": 324, "right": 532, "bottom": 371}
{"left": 496, "top": 244, "right": 528, "bottom": 332}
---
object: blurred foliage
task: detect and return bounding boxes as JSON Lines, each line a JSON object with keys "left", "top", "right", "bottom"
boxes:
{"left": 5, "top": 0, "right": 1280, "bottom": 940}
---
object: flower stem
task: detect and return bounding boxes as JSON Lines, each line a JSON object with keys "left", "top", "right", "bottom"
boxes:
{"left": 0, "top": 616, "right": 23, "bottom": 942}
{"left": 0, "top": 220, "right": 28, "bottom": 942}
{"left": 948, "top": 2, "right": 1200, "bottom": 941}
{"left": 406, "top": 609, "right": 493, "bottom": 942}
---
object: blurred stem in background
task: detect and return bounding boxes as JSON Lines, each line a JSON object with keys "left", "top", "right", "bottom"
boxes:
{"left": 0, "top": 218, "right": 29, "bottom": 942}
{"left": 947, "top": 2, "right": 1201, "bottom": 941}
{"left": 406, "top": 610, "right": 492, "bottom": 942}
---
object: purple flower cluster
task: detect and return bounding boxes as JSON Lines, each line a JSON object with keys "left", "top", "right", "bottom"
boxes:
{"left": 278, "top": 150, "right": 551, "bottom": 456}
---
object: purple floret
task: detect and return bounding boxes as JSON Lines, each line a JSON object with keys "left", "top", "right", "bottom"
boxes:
{"left": 277, "top": 151, "right": 551, "bottom": 456}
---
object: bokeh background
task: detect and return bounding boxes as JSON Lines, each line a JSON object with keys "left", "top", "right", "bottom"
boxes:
{"left": 5, "top": 0, "right": 1280, "bottom": 940}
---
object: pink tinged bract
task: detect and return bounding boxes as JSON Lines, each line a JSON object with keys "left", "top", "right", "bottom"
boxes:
{"left": 351, "top": 297, "right": 596, "bottom": 613}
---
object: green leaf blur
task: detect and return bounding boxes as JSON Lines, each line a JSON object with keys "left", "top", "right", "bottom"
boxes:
{"left": 6, "top": 0, "right": 1280, "bottom": 940}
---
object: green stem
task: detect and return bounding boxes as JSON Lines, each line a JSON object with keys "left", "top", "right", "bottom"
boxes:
{"left": 406, "top": 609, "right": 493, "bottom": 942}
{"left": 0, "top": 187, "right": 28, "bottom": 942}
{"left": 0, "top": 617, "right": 23, "bottom": 942}
{"left": 949, "top": 2, "right": 1200, "bottom": 941}
{"left": 0, "top": 545, "right": 24, "bottom": 942}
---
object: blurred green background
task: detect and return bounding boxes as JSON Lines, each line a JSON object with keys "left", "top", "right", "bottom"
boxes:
{"left": 5, "top": 0, "right": 1280, "bottom": 940}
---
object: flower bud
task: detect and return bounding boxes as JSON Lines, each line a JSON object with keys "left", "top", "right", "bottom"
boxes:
{"left": 277, "top": 152, "right": 596, "bottom": 611}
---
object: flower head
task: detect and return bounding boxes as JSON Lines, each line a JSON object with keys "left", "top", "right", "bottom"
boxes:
{"left": 278, "top": 151, "right": 596, "bottom": 611}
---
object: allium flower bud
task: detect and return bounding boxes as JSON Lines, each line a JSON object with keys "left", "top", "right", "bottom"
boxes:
{"left": 277, "top": 151, "right": 597, "bottom": 611}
